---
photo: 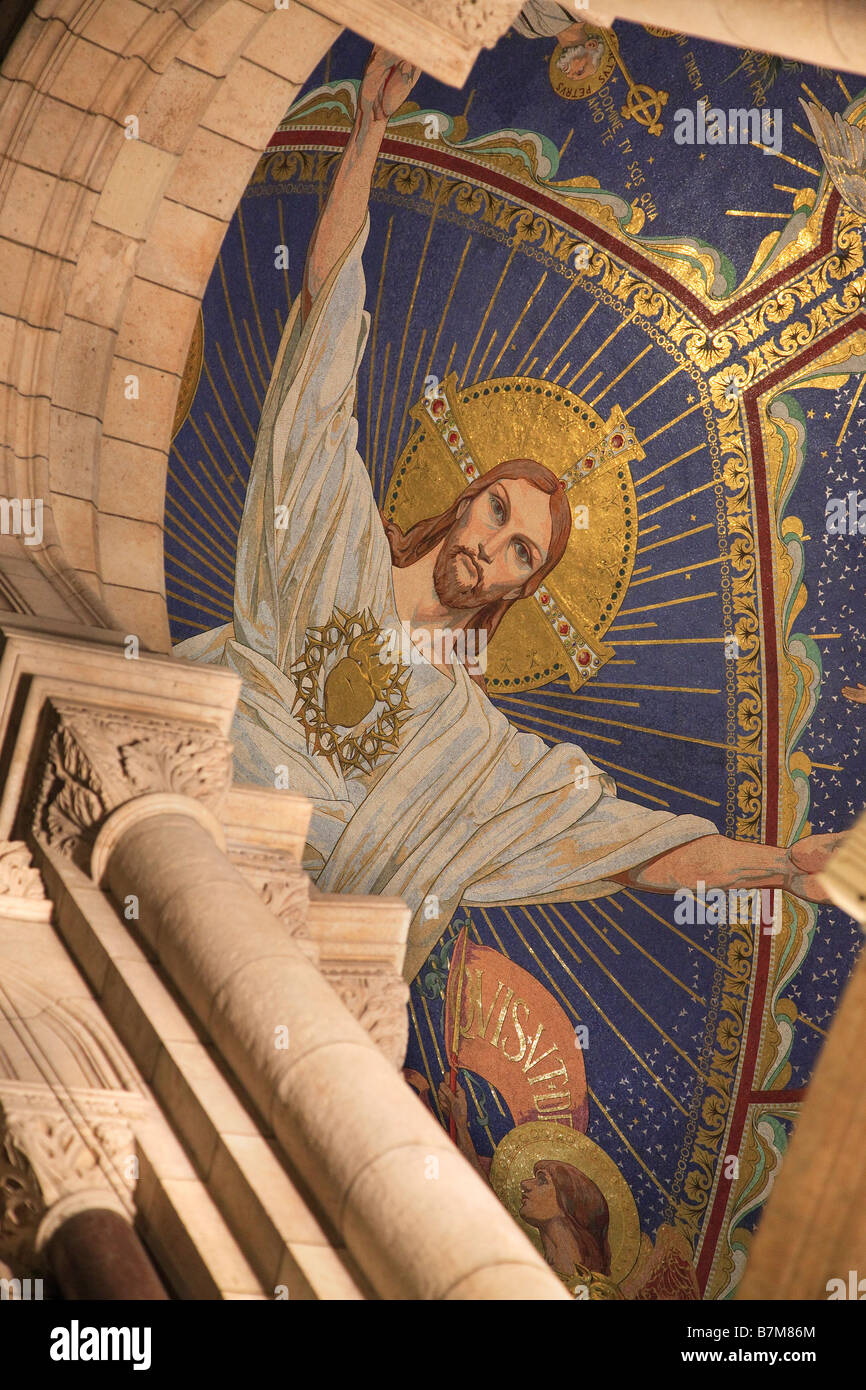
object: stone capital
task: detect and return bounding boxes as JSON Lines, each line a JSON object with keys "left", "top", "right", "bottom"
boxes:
{"left": 30, "top": 699, "right": 234, "bottom": 871}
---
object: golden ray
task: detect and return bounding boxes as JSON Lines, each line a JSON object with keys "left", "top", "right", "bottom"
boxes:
{"left": 623, "top": 364, "right": 686, "bottom": 415}
{"left": 208, "top": 347, "right": 256, "bottom": 452}
{"left": 419, "top": 991, "right": 445, "bottom": 1071}
{"left": 393, "top": 326, "right": 428, "bottom": 461}
{"left": 462, "top": 88, "right": 475, "bottom": 119}
{"left": 726, "top": 209, "right": 792, "bottom": 219}
{"left": 242, "top": 318, "right": 269, "bottom": 394}
{"left": 514, "top": 279, "right": 584, "bottom": 374}
{"left": 165, "top": 563, "right": 233, "bottom": 609}
{"left": 608, "top": 620, "right": 657, "bottom": 630}
{"left": 617, "top": 590, "right": 718, "bottom": 617}
{"left": 573, "top": 692, "right": 641, "bottom": 707}
{"left": 634, "top": 442, "right": 705, "bottom": 487}
{"left": 164, "top": 513, "right": 235, "bottom": 584}
{"left": 749, "top": 139, "right": 820, "bottom": 175}
{"left": 543, "top": 904, "right": 705, "bottom": 1090}
{"left": 837, "top": 74, "right": 852, "bottom": 102}
{"left": 408, "top": 993, "right": 446, "bottom": 1122}
{"left": 800, "top": 81, "right": 821, "bottom": 104}
{"left": 593, "top": 681, "right": 720, "bottom": 696}
{"left": 567, "top": 308, "right": 637, "bottom": 386}
{"left": 836, "top": 373, "right": 866, "bottom": 446}
{"left": 461, "top": 238, "right": 522, "bottom": 386}
{"left": 372, "top": 340, "right": 392, "bottom": 487}
{"left": 631, "top": 553, "right": 730, "bottom": 586}
{"left": 635, "top": 485, "right": 664, "bottom": 502}
{"left": 217, "top": 254, "right": 263, "bottom": 411}
{"left": 473, "top": 329, "right": 498, "bottom": 383}
{"left": 637, "top": 522, "right": 714, "bottom": 552}
{"left": 589, "top": 1092, "right": 674, "bottom": 1201}
{"left": 424, "top": 236, "right": 472, "bottom": 380}
{"left": 622, "top": 891, "right": 730, "bottom": 972}
{"left": 525, "top": 355, "right": 538, "bottom": 375}
{"left": 616, "top": 781, "right": 669, "bottom": 806}
{"left": 188, "top": 414, "right": 245, "bottom": 512}
{"left": 798, "top": 1014, "right": 828, "bottom": 1039}
{"left": 608, "top": 635, "right": 726, "bottom": 646}
{"left": 773, "top": 183, "right": 801, "bottom": 195}
{"left": 792, "top": 121, "right": 817, "bottom": 145}
{"left": 237, "top": 202, "right": 272, "bottom": 371}
{"left": 589, "top": 902, "right": 705, "bottom": 1003}
{"left": 559, "top": 127, "right": 574, "bottom": 158}
{"left": 562, "top": 707, "right": 761, "bottom": 757}
{"left": 203, "top": 405, "right": 251, "bottom": 491}
{"left": 638, "top": 526, "right": 660, "bottom": 537}
{"left": 551, "top": 360, "right": 571, "bottom": 383}
{"left": 170, "top": 449, "right": 241, "bottom": 564}
{"left": 810, "top": 632, "right": 841, "bottom": 639}
{"left": 638, "top": 402, "right": 706, "bottom": 447}
{"left": 463, "top": 1072, "right": 496, "bottom": 1148}
{"left": 638, "top": 478, "right": 718, "bottom": 520}
{"left": 544, "top": 302, "right": 605, "bottom": 376}
{"left": 489, "top": 271, "right": 547, "bottom": 375}
{"left": 575, "top": 369, "right": 602, "bottom": 394}
{"left": 384, "top": 187, "right": 446, "bottom": 472}
{"left": 366, "top": 216, "right": 393, "bottom": 467}
{"left": 590, "top": 344, "right": 653, "bottom": 407}
{"left": 166, "top": 546, "right": 234, "bottom": 602}
{"left": 810, "top": 761, "right": 843, "bottom": 771}
{"left": 593, "top": 756, "right": 721, "bottom": 807}
{"left": 502, "top": 708, "right": 621, "bottom": 746}
{"left": 166, "top": 587, "right": 228, "bottom": 623}
{"left": 163, "top": 505, "right": 235, "bottom": 584}
{"left": 444, "top": 341, "right": 458, "bottom": 377}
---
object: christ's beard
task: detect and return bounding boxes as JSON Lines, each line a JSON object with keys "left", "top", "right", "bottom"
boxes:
{"left": 433, "top": 543, "right": 485, "bottom": 610}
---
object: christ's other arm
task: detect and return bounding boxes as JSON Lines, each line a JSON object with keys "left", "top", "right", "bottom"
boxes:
{"left": 301, "top": 47, "right": 420, "bottom": 322}
{"left": 611, "top": 831, "right": 843, "bottom": 904}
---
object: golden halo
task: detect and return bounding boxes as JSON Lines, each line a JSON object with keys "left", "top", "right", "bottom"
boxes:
{"left": 384, "top": 373, "right": 644, "bottom": 693}
{"left": 549, "top": 27, "right": 616, "bottom": 101}
{"left": 490, "top": 1121, "right": 641, "bottom": 1283}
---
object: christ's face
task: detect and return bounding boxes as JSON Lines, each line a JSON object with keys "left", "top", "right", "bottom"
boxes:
{"left": 433, "top": 477, "right": 554, "bottom": 611}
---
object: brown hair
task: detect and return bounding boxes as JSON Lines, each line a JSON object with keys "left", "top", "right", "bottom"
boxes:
{"left": 534, "top": 1158, "right": 612, "bottom": 1275}
{"left": 382, "top": 459, "right": 571, "bottom": 686}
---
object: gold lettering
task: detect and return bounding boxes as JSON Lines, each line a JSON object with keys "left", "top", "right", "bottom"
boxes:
{"left": 460, "top": 969, "right": 504, "bottom": 1041}
{"left": 500, "top": 1000, "right": 529, "bottom": 1062}
{"left": 527, "top": 1060, "right": 569, "bottom": 1088}
{"left": 535, "top": 1090, "right": 571, "bottom": 1112}
{"left": 522, "top": 1024, "right": 558, "bottom": 1074}
{"left": 490, "top": 988, "right": 514, "bottom": 1047}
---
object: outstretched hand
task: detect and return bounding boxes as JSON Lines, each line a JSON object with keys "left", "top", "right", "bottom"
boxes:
{"left": 359, "top": 46, "right": 421, "bottom": 123}
{"left": 842, "top": 682, "right": 866, "bottom": 705}
{"left": 785, "top": 832, "right": 847, "bottom": 902}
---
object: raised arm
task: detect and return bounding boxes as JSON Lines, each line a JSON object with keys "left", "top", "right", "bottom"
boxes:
{"left": 301, "top": 47, "right": 420, "bottom": 321}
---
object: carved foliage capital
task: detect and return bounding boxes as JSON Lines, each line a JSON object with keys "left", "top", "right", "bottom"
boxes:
{"left": 31, "top": 702, "right": 233, "bottom": 868}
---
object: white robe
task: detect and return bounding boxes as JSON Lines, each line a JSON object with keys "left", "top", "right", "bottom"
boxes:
{"left": 175, "top": 218, "right": 718, "bottom": 981}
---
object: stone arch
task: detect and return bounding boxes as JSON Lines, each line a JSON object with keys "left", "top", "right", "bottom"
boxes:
{"left": 0, "top": 0, "right": 340, "bottom": 648}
